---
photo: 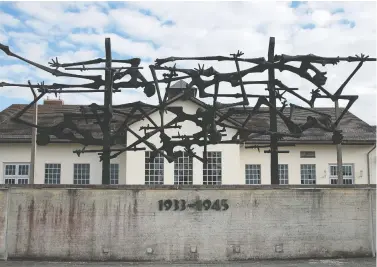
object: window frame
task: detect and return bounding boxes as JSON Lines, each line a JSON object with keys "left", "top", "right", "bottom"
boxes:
{"left": 3, "top": 163, "right": 30, "bottom": 184}
{"left": 278, "top": 164, "right": 289, "bottom": 185}
{"left": 300, "top": 164, "right": 316, "bottom": 185}
{"left": 44, "top": 163, "right": 62, "bottom": 184}
{"left": 245, "top": 164, "right": 261, "bottom": 185}
{"left": 73, "top": 163, "right": 90, "bottom": 185}
{"left": 328, "top": 163, "right": 354, "bottom": 185}
{"left": 174, "top": 152, "right": 193, "bottom": 185}
{"left": 203, "top": 151, "right": 222, "bottom": 185}
{"left": 300, "top": 151, "right": 316, "bottom": 158}
{"left": 145, "top": 151, "right": 164, "bottom": 185}
{"left": 110, "top": 163, "right": 119, "bottom": 185}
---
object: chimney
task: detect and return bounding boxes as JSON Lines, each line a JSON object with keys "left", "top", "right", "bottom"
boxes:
{"left": 43, "top": 97, "right": 64, "bottom": 106}
{"left": 167, "top": 80, "right": 197, "bottom": 100}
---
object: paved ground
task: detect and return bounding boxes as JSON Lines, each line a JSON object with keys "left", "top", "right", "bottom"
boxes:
{"left": 0, "top": 258, "right": 375, "bottom": 267}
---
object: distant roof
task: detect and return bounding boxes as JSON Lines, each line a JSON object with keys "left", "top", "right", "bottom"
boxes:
{"left": 0, "top": 93, "right": 375, "bottom": 145}
{"left": 170, "top": 80, "right": 189, "bottom": 89}
{"left": 169, "top": 80, "right": 198, "bottom": 90}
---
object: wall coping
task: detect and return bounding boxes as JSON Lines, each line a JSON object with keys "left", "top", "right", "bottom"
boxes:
{"left": 0, "top": 184, "right": 375, "bottom": 190}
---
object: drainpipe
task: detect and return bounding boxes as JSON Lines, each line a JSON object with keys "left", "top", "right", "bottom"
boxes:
{"left": 367, "top": 144, "right": 376, "bottom": 185}
{"left": 367, "top": 144, "right": 376, "bottom": 257}
{"left": 30, "top": 89, "right": 38, "bottom": 184}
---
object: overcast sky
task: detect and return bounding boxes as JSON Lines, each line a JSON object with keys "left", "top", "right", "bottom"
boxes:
{"left": 0, "top": 1, "right": 376, "bottom": 124}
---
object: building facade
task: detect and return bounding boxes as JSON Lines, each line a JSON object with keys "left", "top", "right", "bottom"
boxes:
{"left": 0, "top": 83, "right": 376, "bottom": 185}
{"left": 1, "top": 142, "right": 375, "bottom": 185}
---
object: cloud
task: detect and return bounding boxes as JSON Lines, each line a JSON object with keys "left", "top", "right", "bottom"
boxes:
{"left": 14, "top": 2, "right": 110, "bottom": 35}
{"left": 0, "top": 1, "right": 375, "bottom": 125}
{"left": 0, "top": 31, "right": 7, "bottom": 43}
{"left": 0, "top": 11, "right": 21, "bottom": 28}
{"left": 69, "top": 32, "right": 157, "bottom": 59}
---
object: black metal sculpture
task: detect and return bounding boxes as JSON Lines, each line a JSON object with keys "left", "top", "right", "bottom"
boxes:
{"left": 0, "top": 37, "right": 375, "bottom": 184}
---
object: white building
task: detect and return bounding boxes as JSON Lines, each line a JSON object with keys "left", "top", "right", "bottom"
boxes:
{"left": 0, "top": 81, "right": 376, "bottom": 185}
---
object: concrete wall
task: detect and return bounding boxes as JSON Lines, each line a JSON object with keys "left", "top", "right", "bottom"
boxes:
{"left": 0, "top": 185, "right": 375, "bottom": 262}
{"left": 0, "top": 189, "right": 7, "bottom": 260}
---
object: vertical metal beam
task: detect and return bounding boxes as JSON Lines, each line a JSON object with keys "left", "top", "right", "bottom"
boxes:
{"left": 335, "top": 100, "right": 343, "bottom": 185}
{"left": 102, "top": 38, "right": 112, "bottom": 185}
{"left": 30, "top": 96, "right": 38, "bottom": 184}
{"left": 268, "top": 37, "right": 279, "bottom": 185}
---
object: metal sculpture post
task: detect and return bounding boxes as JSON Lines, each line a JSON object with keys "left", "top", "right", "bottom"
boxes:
{"left": 267, "top": 37, "right": 279, "bottom": 184}
{"left": 30, "top": 88, "right": 38, "bottom": 184}
{"left": 102, "top": 38, "right": 112, "bottom": 184}
{"left": 335, "top": 100, "right": 343, "bottom": 184}
{"left": 0, "top": 36, "right": 375, "bottom": 185}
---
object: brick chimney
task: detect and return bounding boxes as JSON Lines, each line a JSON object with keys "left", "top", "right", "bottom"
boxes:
{"left": 43, "top": 97, "right": 64, "bottom": 106}
{"left": 167, "top": 80, "right": 197, "bottom": 100}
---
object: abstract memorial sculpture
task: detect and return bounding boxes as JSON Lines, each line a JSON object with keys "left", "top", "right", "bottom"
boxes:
{"left": 0, "top": 37, "right": 375, "bottom": 184}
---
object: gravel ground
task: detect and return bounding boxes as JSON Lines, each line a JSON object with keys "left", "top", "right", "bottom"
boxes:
{"left": 0, "top": 258, "right": 375, "bottom": 267}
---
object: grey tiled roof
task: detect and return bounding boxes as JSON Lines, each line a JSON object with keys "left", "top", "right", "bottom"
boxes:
{"left": 0, "top": 99, "right": 375, "bottom": 144}
{"left": 0, "top": 104, "right": 152, "bottom": 142}
{"left": 225, "top": 106, "right": 376, "bottom": 143}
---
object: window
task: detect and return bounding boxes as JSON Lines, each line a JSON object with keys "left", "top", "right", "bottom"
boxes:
{"left": 145, "top": 151, "right": 164, "bottom": 184}
{"left": 245, "top": 164, "right": 261, "bottom": 185}
{"left": 73, "top": 164, "right": 90, "bottom": 185}
{"left": 203, "top": 152, "right": 222, "bottom": 185}
{"left": 278, "top": 164, "right": 289, "bottom": 185}
{"left": 174, "top": 152, "right": 193, "bottom": 184}
{"left": 3, "top": 163, "right": 30, "bottom": 184}
{"left": 45, "top": 163, "right": 61, "bottom": 184}
{"left": 301, "top": 164, "right": 316, "bottom": 184}
{"left": 113, "top": 132, "right": 127, "bottom": 145}
{"left": 110, "top": 163, "right": 119, "bottom": 185}
{"left": 300, "top": 151, "right": 316, "bottom": 158}
{"left": 329, "top": 164, "right": 354, "bottom": 184}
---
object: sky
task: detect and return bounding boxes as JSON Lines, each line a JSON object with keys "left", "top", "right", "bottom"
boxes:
{"left": 0, "top": 1, "right": 376, "bottom": 124}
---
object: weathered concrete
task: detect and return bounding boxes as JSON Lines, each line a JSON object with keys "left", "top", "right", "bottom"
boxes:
{"left": 0, "top": 186, "right": 375, "bottom": 262}
{"left": 0, "top": 258, "right": 376, "bottom": 267}
{"left": 0, "top": 190, "right": 7, "bottom": 260}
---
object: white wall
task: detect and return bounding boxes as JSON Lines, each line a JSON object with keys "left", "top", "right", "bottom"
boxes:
{"left": 0, "top": 143, "right": 375, "bottom": 185}
{"left": 0, "top": 143, "right": 126, "bottom": 184}
{"left": 369, "top": 147, "right": 376, "bottom": 184}
{"left": 125, "top": 99, "right": 240, "bottom": 185}
{"left": 240, "top": 144, "right": 376, "bottom": 185}
{"left": 124, "top": 99, "right": 376, "bottom": 185}
{"left": 0, "top": 98, "right": 375, "bottom": 185}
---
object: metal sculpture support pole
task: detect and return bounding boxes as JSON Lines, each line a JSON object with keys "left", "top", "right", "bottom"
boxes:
{"left": 102, "top": 38, "right": 112, "bottom": 184}
{"left": 335, "top": 100, "right": 343, "bottom": 184}
{"left": 268, "top": 37, "right": 279, "bottom": 184}
{"left": 30, "top": 95, "right": 38, "bottom": 184}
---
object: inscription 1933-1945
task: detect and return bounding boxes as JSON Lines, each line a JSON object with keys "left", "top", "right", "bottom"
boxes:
{"left": 158, "top": 199, "right": 229, "bottom": 211}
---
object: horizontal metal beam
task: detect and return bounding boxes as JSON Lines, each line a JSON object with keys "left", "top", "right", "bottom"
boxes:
{"left": 264, "top": 150, "right": 290, "bottom": 153}
{"left": 65, "top": 66, "right": 143, "bottom": 71}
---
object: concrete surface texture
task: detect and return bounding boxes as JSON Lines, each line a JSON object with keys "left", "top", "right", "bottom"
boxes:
{"left": 0, "top": 187, "right": 375, "bottom": 262}
{"left": 0, "top": 258, "right": 376, "bottom": 267}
